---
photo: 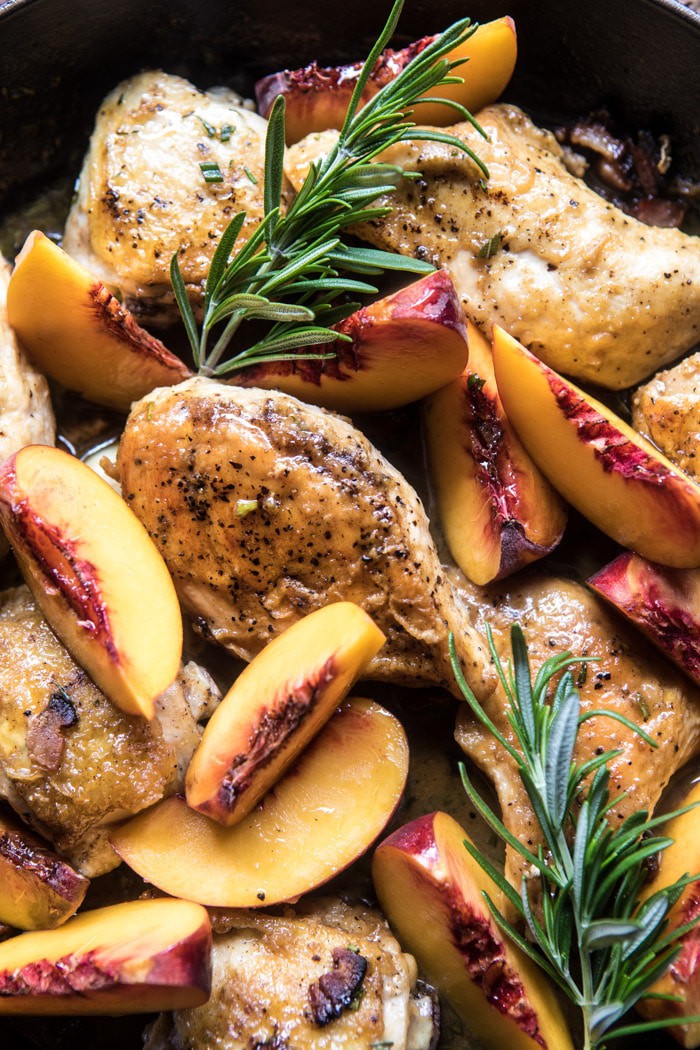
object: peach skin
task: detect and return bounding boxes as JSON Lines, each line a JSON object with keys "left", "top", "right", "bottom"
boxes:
{"left": 492, "top": 326, "right": 700, "bottom": 568}
{"left": 0, "top": 445, "right": 183, "bottom": 719}
{"left": 425, "top": 321, "right": 566, "bottom": 585}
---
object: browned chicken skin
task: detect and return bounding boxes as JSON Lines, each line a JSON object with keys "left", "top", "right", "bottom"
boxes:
{"left": 145, "top": 898, "right": 437, "bottom": 1050}
{"left": 632, "top": 352, "right": 700, "bottom": 481}
{"left": 0, "top": 586, "right": 219, "bottom": 876}
{"left": 117, "top": 378, "right": 492, "bottom": 699}
{"left": 452, "top": 570, "right": 700, "bottom": 889}
{"left": 286, "top": 105, "right": 700, "bottom": 389}
{"left": 63, "top": 72, "right": 268, "bottom": 325}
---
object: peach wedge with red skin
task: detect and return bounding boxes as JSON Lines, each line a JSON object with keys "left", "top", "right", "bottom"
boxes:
{"left": 588, "top": 552, "right": 700, "bottom": 687}
{"left": 492, "top": 326, "right": 700, "bottom": 568}
{"left": 7, "top": 231, "right": 191, "bottom": 412}
{"left": 186, "top": 602, "right": 385, "bottom": 826}
{"left": 0, "top": 445, "right": 183, "bottom": 719}
{"left": 112, "top": 698, "right": 408, "bottom": 907}
{"left": 0, "top": 898, "right": 211, "bottom": 1015}
{"left": 373, "top": 811, "right": 573, "bottom": 1050}
{"left": 234, "top": 270, "right": 469, "bottom": 413}
{"left": 0, "top": 810, "right": 88, "bottom": 930}
{"left": 424, "top": 322, "right": 566, "bottom": 585}
{"left": 256, "top": 16, "right": 517, "bottom": 144}
{"left": 636, "top": 782, "right": 700, "bottom": 1046}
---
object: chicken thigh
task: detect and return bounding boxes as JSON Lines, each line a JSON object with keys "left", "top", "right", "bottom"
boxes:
{"left": 63, "top": 71, "right": 268, "bottom": 325}
{"left": 452, "top": 570, "right": 700, "bottom": 889}
{"left": 0, "top": 586, "right": 219, "bottom": 876}
{"left": 144, "top": 898, "right": 438, "bottom": 1050}
{"left": 286, "top": 105, "right": 700, "bottom": 389}
{"left": 118, "top": 378, "right": 492, "bottom": 699}
{"left": 0, "top": 256, "right": 55, "bottom": 552}
{"left": 632, "top": 352, "right": 700, "bottom": 481}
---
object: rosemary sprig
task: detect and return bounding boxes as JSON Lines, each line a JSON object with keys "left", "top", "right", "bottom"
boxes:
{"left": 171, "top": 0, "right": 488, "bottom": 376}
{"left": 450, "top": 624, "right": 700, "bottom": 1050}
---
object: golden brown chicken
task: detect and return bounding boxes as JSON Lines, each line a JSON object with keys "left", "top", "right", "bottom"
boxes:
{"left": 452, "top": 569, "right": 700, "bottom": 889}
{"left": 0, "top": 586, "right": 220, "bottom": 876}
{"left": 0, "top": 257, "right": 54, "bottom": 556}
{"left": 117, "top": 378, "right": 492, "bottom": 699}
{"left": 632, "top": 352, "right": 700, "bottom": 481}
{"left": 144, "top": 898, "right": 438, "bottom": 1050}
{"left": 285, "top": 105, "right": 700, "bottom": 389}
{"left": 63, "top": 71, "right": 268, "bottom": 325}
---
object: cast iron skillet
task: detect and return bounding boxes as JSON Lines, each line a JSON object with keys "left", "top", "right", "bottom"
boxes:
{"left": 0, "top": 0, "right": 699, "bottom": 1047}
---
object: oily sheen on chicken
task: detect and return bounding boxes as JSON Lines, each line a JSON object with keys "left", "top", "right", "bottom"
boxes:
{"left": 117, "top": 378, "right": 493, "bottom": 700}
{"left": 452, "top": 570, "right": 700, "bottom": 890}
{"left": 0, "top": 256, "right": 55, "bottom": 557}
{"left": 285, "top": 105, "right": 700, "bottom": 390}
{"left": 632, "top": 352, "right": 700, "bottom": 482}
{"left": 63, "top": 71, "right": 268, "bottom": 325}
{"left": 144, "top": 898, "right": 437, "bottom": 1050}
{"left": 0, "top": 587, "right": 219, "bottom": 876}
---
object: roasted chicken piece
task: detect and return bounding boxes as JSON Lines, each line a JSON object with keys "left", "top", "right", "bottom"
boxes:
{"left": 144, "top": 898, "right": 438, "bottom": 1050}
{"left": 117, "top": 378, "right": 492, "bottom": 699}
{"left": 63, "top": 71, "right": 268, "bottom": 325}
{"left": 0, "top": 256, "right": 55, "bottom": 554}
{"left": 452, "top": 570, "right": 700, "bottom": 890}
{"left": 286, "top": 105, "right": 700, "bottom": 389}
{"left": 0, "top": 586, "right": 219, "bottom": 876}
{"left": 632, "top": 352, "right": 700, "bottom": 481}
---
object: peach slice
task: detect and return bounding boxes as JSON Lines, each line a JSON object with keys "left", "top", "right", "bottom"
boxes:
{"left": 492, "top": 326, "right": 700, "bottom": 568}
{"left": 112, "top": 698, "right": 408, "bottom": 907}
{"left": 0, "top": 898, "right": 211, "bottom": 1015}
{"left": 186, "top": 602, "right": 385, "bottom": 825}
{"left": 424, "top": 322, "right": 567, "bottom": 585}
{"left": 373, "top": 811, "right": 573, "bottom": 1050}
{"left": 256, "top": 17, "right": 517, "bottom": 144}
{"left": 588, "top": 552, "right": 700, "bottom": 687}
{"left": 7, "top": 231, "right": 191, "bottom": 412}
{"left": 636, "top": 782, "right": 700, "bottom": 1045}
{"left": 234, "top": 270, "right": 468, "bottom": 412}
{"left": 0, "top": 811, "right": 89, "bottom": 930}
{"left": 0, "top": 445, "right": 183, "bottom": 720}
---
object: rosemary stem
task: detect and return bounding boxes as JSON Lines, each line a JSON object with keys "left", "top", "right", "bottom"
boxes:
{"left": 582, "top": 1021, "right": 595, "bottom": 1050}
{"left": 203, "top": 311, "right": 245, "bottom": 373}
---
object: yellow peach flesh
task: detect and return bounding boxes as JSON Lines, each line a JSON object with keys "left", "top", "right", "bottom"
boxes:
{"left": 411, "top": 17, "right": 518, "bottom": 125}
{"left": 492, "top": 326, "right": 700, "bottom": 568}
{"left": 113, "top": 698, "right": 409, "bottom": 907}
{"left": 373, "top": 811, "right": 573, "bottom": 1050}
{"left": 261, "top": 16, "right": 517, "bottom": 144}
{"left": 635, "top": 783, "right": 700, "bottom": 1044}
{"left": 186, "top": 602, "right": 385, "bottom": 825}
{"left": 0, "top": 898, "right": 211, "bottom": 1014}
{"left": 0, "top": 445, "right": 183, "bottom": 719}
{"left": 234, "top": 270, "right": 468, "bottom": 412}
{"left": 0, "top": 812, "right": 89, "bottom": 930}
{"left": 7, "top": 231, "right": 190, "bottom": 412}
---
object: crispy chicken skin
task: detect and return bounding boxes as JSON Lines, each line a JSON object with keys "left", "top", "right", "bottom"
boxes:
{"left": 0, "top": 586, "right": 219, "bottom": 877}
{"left": 0, "top": 257, "right": 54, "bottom": 457}
{"left": 117, "top": 378, "right": 493, "bottom": 699}
{"left": 0, "top": 257, "right": 55, "bottom": 548}
{"left": 632, "top": 352, "right": 700, "bottom": 481}
{"left": 63, "top": 72, "right": 268, "bottom": 325}
{"left": 286, "top": 106, "right": 700, "bottom": 390}
{"left": 144, "top": 899, "right": 437, "bottom": 1050}
{"left": 452, "top": 570, "right": 700, "bottom": 889}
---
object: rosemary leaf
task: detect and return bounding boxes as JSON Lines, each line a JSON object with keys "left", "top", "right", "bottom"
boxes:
{"left": 170, "top": 0, "right": 487, "bottom": 376}
{"left": 451, "top": 623, "right": 700, "bottom": 1049}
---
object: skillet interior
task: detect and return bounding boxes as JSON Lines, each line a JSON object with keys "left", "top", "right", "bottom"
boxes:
{"left": 0, "top": 0, "right": 699, "bottom": 210}
{"left": 0, "top": 0, "right": 699, "bottom": 1047}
